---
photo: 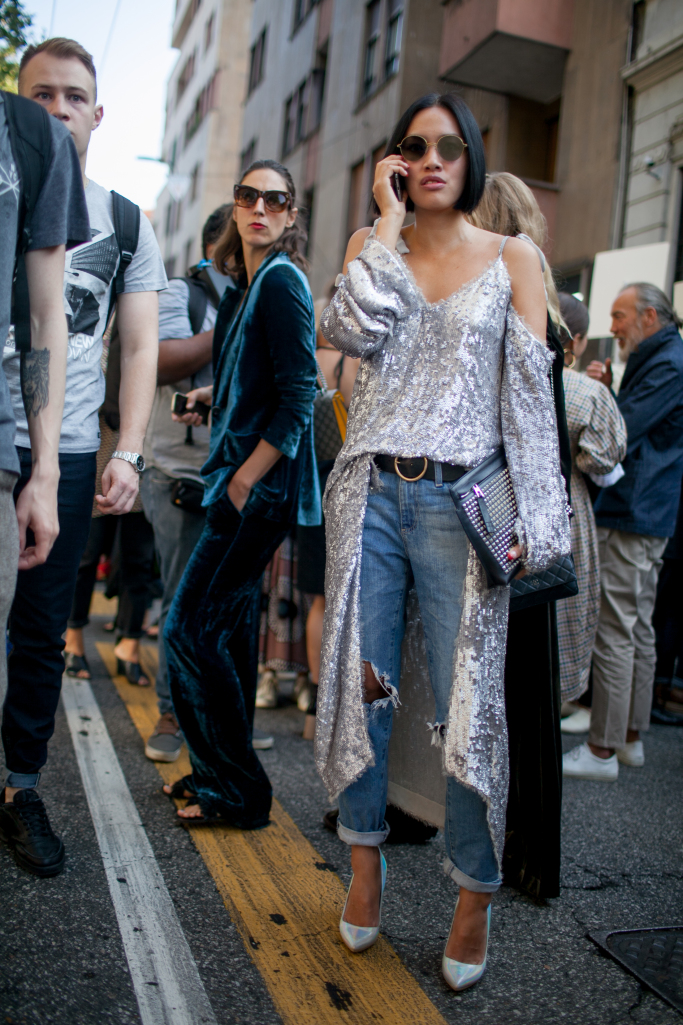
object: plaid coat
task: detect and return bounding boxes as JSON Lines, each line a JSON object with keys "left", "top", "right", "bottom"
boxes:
{"left": 557, "top": 370, "right": 626, "bottom": 700}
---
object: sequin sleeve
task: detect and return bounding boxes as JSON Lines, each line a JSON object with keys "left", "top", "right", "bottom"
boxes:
{"left": 319, "top": 237, "right": 420, "bottom": 358}
{"left": 501, "top": 306, "right": 571, "bottom": 571}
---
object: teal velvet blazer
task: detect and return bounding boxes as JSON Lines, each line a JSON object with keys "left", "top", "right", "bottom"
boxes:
{"left": 202, "top": 251, "right": 321, "bottom": 526}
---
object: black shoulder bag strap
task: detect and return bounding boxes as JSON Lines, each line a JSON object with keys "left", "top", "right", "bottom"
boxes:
{"left": 3, "top": 91, "right": 53, "bottom": 352}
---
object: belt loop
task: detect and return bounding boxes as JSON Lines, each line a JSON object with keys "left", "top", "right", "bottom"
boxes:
{"left": 434, "top": 461, "right": 443, "bottom": 488}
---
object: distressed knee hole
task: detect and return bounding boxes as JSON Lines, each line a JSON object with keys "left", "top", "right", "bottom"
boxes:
{"left": 362, "top": 661, "right": 400, "bottom": 708}
{"left": 426, "top": 721, "right": 447, "bottom": 747}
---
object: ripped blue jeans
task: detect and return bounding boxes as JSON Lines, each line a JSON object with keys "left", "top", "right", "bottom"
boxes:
{"left": 337, "top": 468, "right": 501, "bottom": 893}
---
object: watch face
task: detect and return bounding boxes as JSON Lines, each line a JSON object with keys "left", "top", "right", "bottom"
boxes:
{"left": 136, "top": 455, "right": 145, "bottom": 472}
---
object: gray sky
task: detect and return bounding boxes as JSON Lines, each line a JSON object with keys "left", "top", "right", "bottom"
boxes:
{"left": 26, "top": 0, "right": 177, "bottom": 210}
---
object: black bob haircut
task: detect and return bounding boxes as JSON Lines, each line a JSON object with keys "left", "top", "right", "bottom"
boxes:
{"left": 377, "top": 92, "right": 486, "bottom": 215}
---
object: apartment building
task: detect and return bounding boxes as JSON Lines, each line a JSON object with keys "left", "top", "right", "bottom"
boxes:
{"left": 619, "top": 0, "right": 683, "bottom": 297}
{"left": 242, "top": 0, "right": 444, "bottom": 297}
{"left": 238, "top": 0, "right": 683, "bottom": 307}
{"left": 154, "top": 0, "right": 251, "bottom": 277}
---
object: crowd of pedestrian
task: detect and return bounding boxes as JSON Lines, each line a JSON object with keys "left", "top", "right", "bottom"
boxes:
{"left": 0, "top": 36, "right": 681, "bottom": 996}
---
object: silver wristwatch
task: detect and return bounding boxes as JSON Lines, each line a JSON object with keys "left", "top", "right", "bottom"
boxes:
{"left": 111, "top": 450, "right": 145, "bottom": 473}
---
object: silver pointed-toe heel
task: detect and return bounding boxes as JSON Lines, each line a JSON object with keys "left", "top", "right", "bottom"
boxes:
{"left": 442, "top": 902, "right": 491, "bottom": 991}
{"left": 339, "top": 851, "right": 387, "bottom": 953}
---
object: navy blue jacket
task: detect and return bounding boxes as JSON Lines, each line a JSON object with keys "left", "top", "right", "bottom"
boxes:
{"left": 202, "top": 251, "right": 321, "bottom": 526}
{"left": 594, "top": 322, "right": 683, "bottom": 537}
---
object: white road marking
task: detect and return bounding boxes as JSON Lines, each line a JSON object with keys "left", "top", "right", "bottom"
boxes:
{"left": 62, "top": 675, "right": 217, "bottom": 1025}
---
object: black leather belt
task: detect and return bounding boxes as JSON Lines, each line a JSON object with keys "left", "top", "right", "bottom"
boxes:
{"left": 374, "top": 454, "right": 467, "bottom": 483}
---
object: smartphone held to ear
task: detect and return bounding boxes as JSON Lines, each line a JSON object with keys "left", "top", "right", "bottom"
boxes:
{"left": 171, "top": 392, "right": 211, "bottom": 425}
{"left": 392, "top": 172, "right": 403, "bottom": 200}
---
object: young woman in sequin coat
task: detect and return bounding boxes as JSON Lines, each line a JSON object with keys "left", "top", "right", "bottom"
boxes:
{"left": 316, "top": 94, "right": 570, "bottom": 989}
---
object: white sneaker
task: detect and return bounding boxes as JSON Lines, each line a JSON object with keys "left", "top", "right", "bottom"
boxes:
{"left": 617, "top": 740, "right": 644, "bottom": 767}
{"left": 293, "top": 671, "right": 311, "bottom": 712}
{"left": 255, "top": 669, "right": 278, "bottom": 708}
{"left": 562, "top": 743, "right": 618, "bottom": 781}
{"left": 560, "top": 708, "right": 591, "bottom": 734}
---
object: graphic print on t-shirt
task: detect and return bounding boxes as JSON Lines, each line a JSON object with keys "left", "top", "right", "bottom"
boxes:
{"left": 63, "top": 230, "right": 120, "bottom": 361}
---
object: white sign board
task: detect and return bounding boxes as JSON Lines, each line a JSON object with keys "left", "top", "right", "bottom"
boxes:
{"left": 588, "top": 242, "right": 671, "bottom": 338}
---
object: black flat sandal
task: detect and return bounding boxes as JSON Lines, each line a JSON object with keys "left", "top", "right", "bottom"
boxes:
{"left": 162, "top": 776, "right": 196, "bottom": 801}
{"left": 64, "top": 651, "right": 91, "bottom": 679}
{"left": 116, "top": 657, "right": 150, "bottom": 687}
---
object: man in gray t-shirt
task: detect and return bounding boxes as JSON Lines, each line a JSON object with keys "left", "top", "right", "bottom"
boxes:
{"left": 0, "top": 90, "right": 89, "bottom": 696}
{"left": 140, "top": 206, "right": 235, "bottom": 762}
{"left": 0, "top": 39, "right": 165, "bottom": 878}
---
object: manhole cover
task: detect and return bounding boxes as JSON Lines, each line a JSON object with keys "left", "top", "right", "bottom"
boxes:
{"left": 590, "top": 927, "right": 683, "bottom": 1014}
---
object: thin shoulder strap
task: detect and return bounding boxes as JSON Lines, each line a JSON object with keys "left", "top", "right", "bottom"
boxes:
{"left": 498, "top": 235, "right": 508, "bottom": 257}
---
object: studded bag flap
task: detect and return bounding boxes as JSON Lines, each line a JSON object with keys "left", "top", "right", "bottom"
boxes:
{"left": 449, "top": 448, "right": 522, "bottom": 588}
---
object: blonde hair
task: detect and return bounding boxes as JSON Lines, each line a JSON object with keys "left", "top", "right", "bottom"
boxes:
{"left": 469, "top": 172, "right": 564, "bottom": 328}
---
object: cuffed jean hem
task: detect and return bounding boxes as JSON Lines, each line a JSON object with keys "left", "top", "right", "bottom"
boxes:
{"left": 443, "top": 857, "right": 501, "bottom": 894}
{"left": 6, "top": 771, "right": 41, "bottom": 788}
{"left": 337, "top": 820, "right": 390, "bottom": 846}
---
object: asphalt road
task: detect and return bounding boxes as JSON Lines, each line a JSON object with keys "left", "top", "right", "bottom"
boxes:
{"left": 0, "top": 606, "right": 681, "bottom": 1025}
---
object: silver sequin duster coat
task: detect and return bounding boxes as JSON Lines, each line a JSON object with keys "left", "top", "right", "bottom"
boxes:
{"left": 315, "top": 235, "right": 571, "bottom": 864}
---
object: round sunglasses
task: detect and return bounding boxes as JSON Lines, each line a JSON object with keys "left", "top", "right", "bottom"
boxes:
{"left": 233, "top": 184, "right": 292, "bottom": 212}
{"left": 398, "top": 134, "right": 468, "bottom": 163}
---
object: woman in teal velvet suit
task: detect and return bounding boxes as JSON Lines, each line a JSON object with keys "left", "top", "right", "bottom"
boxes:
{"left": 162, "top": 160, "right": 320, "bottom": 826}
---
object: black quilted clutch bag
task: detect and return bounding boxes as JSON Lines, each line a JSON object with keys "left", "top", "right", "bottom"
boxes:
{"left": 510, "top": 552, "right": 578, "bottom": 611}
{"left": 449, "top": 448, "right": 522, "bottom": 587}
{"left": 450, "top": 447, "right": 579, "bottom": 605}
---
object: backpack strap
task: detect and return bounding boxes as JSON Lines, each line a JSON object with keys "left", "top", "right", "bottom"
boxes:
{"left": 171, "top": 276, "right": 209, "bottom": 336}
{"left": 3, "top": 91, "right": 53, "bottom": 352}
{"left": 107, "top": 190, "right": 140, "bottom": 324}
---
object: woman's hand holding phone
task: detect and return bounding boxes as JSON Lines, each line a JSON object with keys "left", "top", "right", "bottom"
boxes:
{"left": 171, "top": 385, "right": 214, "bottom": 426}
{"left": 373, "top": 154, "right": 408, "bottom": 251}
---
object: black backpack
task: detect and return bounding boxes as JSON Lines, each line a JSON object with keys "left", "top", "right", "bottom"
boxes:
{"left": 172, "top": 264, "right": 222, "bottom": 335}
{"left": 3, "top": 91, "right": 53, "bottom": 353}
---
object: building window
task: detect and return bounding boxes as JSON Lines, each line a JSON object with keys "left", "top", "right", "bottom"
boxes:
{"left": 176, "top": 48, "right": 196, "bottom": 104}
{"left": 282, "top": 54, "right": 327, "bottom": 157}
{"left": 204, "top": 10, "right": 215, "bottom": 51}
{"left": 189, "top": 163, "right": 200, "bottom": 203}
{"left": 674, "top": 170, "right": 683, "bottom": 284}
{"left": 362, "top": 0, "right": 403, "bottom": 101}
{"left": 184, "top": 72, "right": 218, "bottom": 145}
{"left": 165, "top": 198, "right": 182, "bottom": 237}
{"left": 302, "top": 187, "right": 315, "bottom": 258}
{"left": 363, "top": 1, "right": 381, "bottom": 99}
{"left": 384, "top": 0, "right": 403, "bottom": 80}
{"left": 248, "top": 27, "right": 267, "bottom": 95}
{"left": 347, "top": 159, "right": 366, "bottom": 238}
{"left": 184, "top": 238, "right": 193, "bottom": 271}
{"left": 293, "top": 0, "right": 319, "bottom": 32}
{"left": 240, "top": 138, "right": 256, "bottom": 173}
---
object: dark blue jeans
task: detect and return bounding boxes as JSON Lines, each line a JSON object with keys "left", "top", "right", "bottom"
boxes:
{"left": 164, "top": 495, "right": 289, "bottom": 827}
{"left": 2, "top": 449, "right": 96, "bottom": 785}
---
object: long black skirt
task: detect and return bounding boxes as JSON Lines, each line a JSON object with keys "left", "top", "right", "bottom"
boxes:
{"left": 503, "top": 601, "right": 563, "bottom": 899}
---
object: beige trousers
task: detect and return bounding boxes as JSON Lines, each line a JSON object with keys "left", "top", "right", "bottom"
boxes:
{"left": 589, "top": 528, "right": 667, "bottom": 750}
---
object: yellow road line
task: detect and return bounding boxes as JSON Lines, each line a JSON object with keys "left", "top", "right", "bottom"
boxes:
{"left": 97, "top": 642, "right": 447, "bottom": 1025}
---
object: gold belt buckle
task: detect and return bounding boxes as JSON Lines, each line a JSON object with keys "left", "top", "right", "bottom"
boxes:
{"left": 394, "top": 456, "right": 428, "bottom": 482}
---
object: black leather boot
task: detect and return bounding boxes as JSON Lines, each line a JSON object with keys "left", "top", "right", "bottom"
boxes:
{"left": 0, "top": 788, "right": 65, "bottom": 876}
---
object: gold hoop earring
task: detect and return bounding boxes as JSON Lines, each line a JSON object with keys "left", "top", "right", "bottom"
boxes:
{"left": 564, "top": 349, "right": 577, "bottom": 370}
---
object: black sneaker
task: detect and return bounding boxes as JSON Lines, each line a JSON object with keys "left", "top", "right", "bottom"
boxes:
{"left": 0, "top": 788, "right": 65, "bottom": 876}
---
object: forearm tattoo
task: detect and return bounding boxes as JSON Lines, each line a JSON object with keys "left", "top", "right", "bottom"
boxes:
{"left": 20, "top": 348, "right": 50, "bottom": 419}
